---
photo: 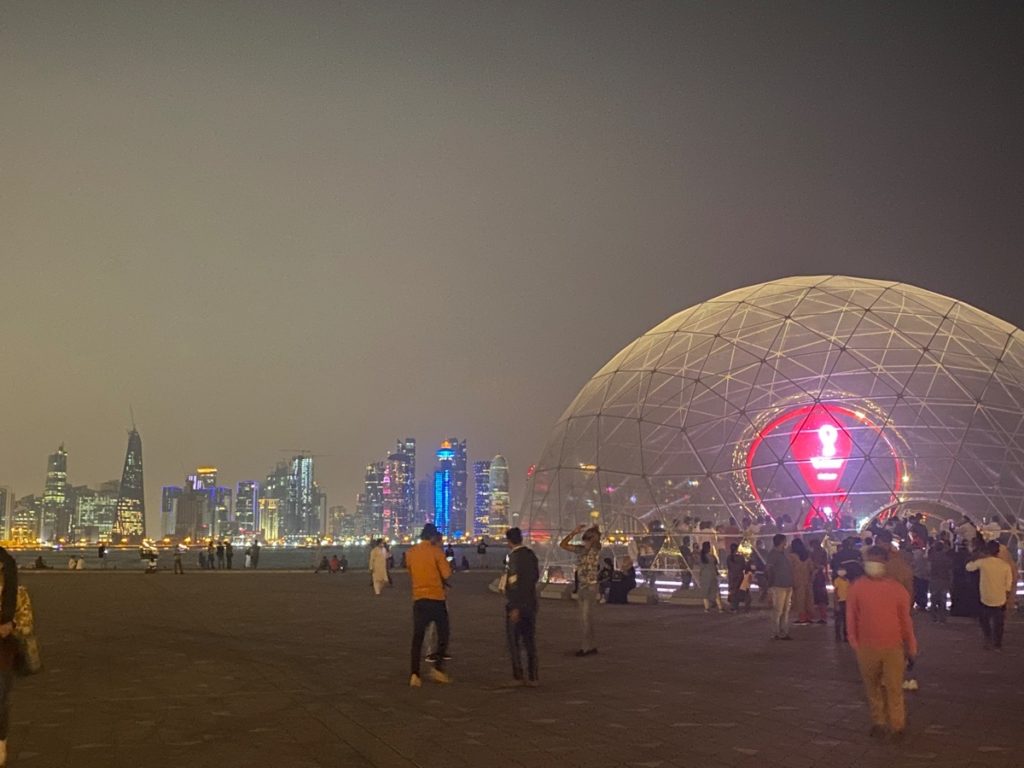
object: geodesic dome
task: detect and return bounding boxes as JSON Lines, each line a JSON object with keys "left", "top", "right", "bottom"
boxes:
{"left": 521, "top": 276, "right": 1024, "bottom": 538}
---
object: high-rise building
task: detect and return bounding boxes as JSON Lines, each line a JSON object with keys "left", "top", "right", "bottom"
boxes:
{"left": 357, "top": 462, "right": 385, "bottom": 534}
{"left": 0, "top": 487, "right": 13, "bottom": 541}
{"left": 286, "top": 455, "right": 316, "bottom": 537}
{"left": 191, "top": 467, "right": 218, "bottom": 491}
{"left": 416, "top": 478, "right": 433, "bottom": 527}
{"left": 382, "top": 441, "right": 415, "bottom": 536}
{"left": 160, "top": 486, "right": 183, "bottom": 538}
{"left": 473, "top": 460, "right": 491, "bottom": 536}
{"left": 396, "top": 438, "right": 417, "bottom": 531}
{"left": 235, "top": 481, "right": 260, "bottom": 535}
{"left": 12, "top": 495, "right": 41, "bottom": 544}
{"left": 113, "top": 428, "right": 146, "bottom": 541}
{"left": 174, "top": 487, "right": 207, "bottom": 541}
{"left": 432, "top": 439, "right": 467, "bottom": 535}
{"left": 41, "top": 443, "right": 70, "bottom": 541}
{"left": 261, "top": 462, "right": 290, "bottom": 540}
{"left": 75, "top": 482, "right": 119, "bottom": 542}
{"left": 489, "top": 454, "right": 510, "bottom": 534}
{"left": 327, "top": 504, "right": 349, "bottom": 538}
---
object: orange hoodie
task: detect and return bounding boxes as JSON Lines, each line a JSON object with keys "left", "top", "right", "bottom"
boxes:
{"left": 406, "top": 541, "right": 452, "bottom": 601}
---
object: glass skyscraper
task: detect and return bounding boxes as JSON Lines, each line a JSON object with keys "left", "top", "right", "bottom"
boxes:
{"left": 42, "top": 443, "right": 70, "bottom": 541}
{"left": 160, "top": 485, "right": 183, "bottom": 538}
{"left": 473, "top": 460, "right": 491, "bottom": 536}
{"left": 488, "top": 454, "right": 511, "bottom": 534}
{"left": 114, "top": 428, "right": 146, "bottom": 541}
{"left": 433, "top": 439, "right": 467, "bottom": 534}
{"left": 235, "top": 480, "right": 260, "bottom": 535}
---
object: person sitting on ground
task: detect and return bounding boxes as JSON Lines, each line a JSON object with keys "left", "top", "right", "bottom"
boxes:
{"left": 329, "top": 554, "right": 341, "bottom": 574}
{"left": 315, "top": 555, "right": 330, "bottom": 573}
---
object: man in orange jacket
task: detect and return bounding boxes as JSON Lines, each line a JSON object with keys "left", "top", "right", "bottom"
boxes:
{"left": 848, "top": 546, "right": 918, "bottom": 743}
{"left": 406, "top": 523, "right": 453, "bottom": 687}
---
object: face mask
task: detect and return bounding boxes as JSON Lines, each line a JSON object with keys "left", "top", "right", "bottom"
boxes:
{"left": 864, "top": 561, "right": 886, "bottom": 578}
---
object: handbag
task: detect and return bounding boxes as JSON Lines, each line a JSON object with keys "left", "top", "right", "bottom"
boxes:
{"left": 13, "top": 585, "right": 42, "bottom": 676}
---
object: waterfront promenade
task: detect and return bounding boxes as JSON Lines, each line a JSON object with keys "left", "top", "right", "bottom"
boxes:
{"left": 12, "top": 570, "right": 1024, "bottom": 768}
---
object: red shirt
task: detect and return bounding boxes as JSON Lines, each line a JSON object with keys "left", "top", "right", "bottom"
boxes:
{"left": 847, "top": 576, "right": 918, "bottom": 656}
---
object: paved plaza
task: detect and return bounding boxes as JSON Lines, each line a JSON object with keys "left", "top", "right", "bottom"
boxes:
{"left": 10, "top": 569, "right": 1024, "bottom": 768}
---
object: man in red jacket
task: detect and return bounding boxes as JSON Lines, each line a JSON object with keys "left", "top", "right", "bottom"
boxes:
{"left": 847, "top": 545, "right": 918, "bottom": 743}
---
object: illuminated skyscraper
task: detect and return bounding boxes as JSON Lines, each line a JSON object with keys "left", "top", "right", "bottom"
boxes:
{"left": 113, "top": 428, "right": 146, "bottom": 541}
{"left": 358, "top": 461, "right": 385, "bottom": 534}
{"left": 12, "top": 495, "right": 41, "bottom": 544}
{"left": 395, "top": 438, "right": 417, "bottom": 532}
{"left": 473, "top": 460, "right": 491, "bottom": 536}
{"left": 288, "top": 455, "right": 316, "bottom": 536}
{"left": 433, "top": 439, "right": 466, "bottom": 534}
{"left": 488, "top": 454, "right": 510, "bottom": 533}
{"left": 41, "top": 443, "right": 70, "bottom": 540}
{"left": 74, "top": 481, "right": 119, "bottom": 542}
{"left": 235, "top": 481, "right": 260, "bottom": 535}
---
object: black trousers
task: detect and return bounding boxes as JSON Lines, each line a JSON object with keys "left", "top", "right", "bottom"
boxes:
{"left": 506, "top": 606, "right": 538, "bottom": 681}
{"left": 979, "top": 603, "right": 1006, "bottom": 648}
{"left": 834, "top": 601, "right": 847, "bottom": 640}
{"left": 411, "top": 599, "right": 449, "bottom": 676}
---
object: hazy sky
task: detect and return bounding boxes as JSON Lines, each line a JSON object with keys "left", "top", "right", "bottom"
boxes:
{"left": 3, "top": 1, "right": 1023, "bottom": 533}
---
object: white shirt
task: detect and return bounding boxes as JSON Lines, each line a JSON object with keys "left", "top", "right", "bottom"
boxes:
{"left": 966, "top": 556, "right": 1014, "bottom": 607}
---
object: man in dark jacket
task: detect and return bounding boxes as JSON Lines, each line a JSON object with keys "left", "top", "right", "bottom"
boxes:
{"left": 503, "top": 527, "right": 540, "bottom": 685}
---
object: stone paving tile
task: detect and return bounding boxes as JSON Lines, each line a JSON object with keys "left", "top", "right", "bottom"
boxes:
{"left": 10, "top": 570, "right": 1024, "bottom": 767}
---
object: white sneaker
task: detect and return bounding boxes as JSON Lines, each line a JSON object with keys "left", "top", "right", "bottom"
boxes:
{"left": 901, "top": 680, "right": 911, "bottom": 690}
{"left": 907, "top": 678, "right": 919, "bottom": 691}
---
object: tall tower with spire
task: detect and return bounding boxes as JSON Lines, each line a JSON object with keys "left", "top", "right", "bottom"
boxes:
{"left": 113, "top": 428, "right": 146, "bottom": 540}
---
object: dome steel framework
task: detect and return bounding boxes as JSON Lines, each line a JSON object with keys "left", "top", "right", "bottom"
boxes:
{"left": 521, "top": 276, "right": 1024, "bottom": 537}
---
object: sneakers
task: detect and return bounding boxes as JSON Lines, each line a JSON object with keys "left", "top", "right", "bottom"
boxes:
{"left": 409, "top": 674, "right": 422, "bottom": 688}
{"left": 430, "top": 669, "right": 451, "bottom": 684}
{"left": 901, "top": 679, "right": 919, "bottom": 691}
{"left": 425, "top": 652, "right": 452, "bottom": 663}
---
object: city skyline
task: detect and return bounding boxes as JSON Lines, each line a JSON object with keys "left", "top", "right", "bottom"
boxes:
{"left": 3, "top": 3, "right": 1023, "bottom": 530}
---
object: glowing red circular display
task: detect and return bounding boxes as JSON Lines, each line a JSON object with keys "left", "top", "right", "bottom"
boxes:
{"left": 745, "top": 403, "right": 903, "bottom": 529}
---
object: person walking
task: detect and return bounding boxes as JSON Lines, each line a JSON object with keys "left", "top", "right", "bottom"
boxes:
{"left": 765, "top": 534, "right": 794, "bottom": 640}
{"left": 928, "top": 540, "right": 953, "bottom": 623}
{"left": 911, "top": 544, "right": 930, "bottom": 612}
{"left": 789, "top": 539, "right": 815, "bottom": 625}
{"left": 726, "top": 544, "right": 750, "bottom": 612}
{"left": 833, "top": 568, "right": 850, "bottom": 641}
{"left": 696, "top": 541, "right": 724, "bottom": 613}
{"left": 225, "top": 541, "right": 234, "bottom": 570}
{"left": 407, "top": 523, "right": 453, "bottom": 687}
{"left": 502, "top": 527, "right": 540, "bottom": 686}
{"left": 966, "top": 539, "right": 1014, "bottom": 650}
{"left": 847, "top": 546, "right": 917, "bottom": 743}
{"left": 560, "top": 524, "right": 602, "bottom": 656}
{"left": 369, "top": 539, "right": 389, "bottom": 595}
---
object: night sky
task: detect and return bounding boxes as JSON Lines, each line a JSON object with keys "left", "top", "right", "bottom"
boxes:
{"left": 3, "top": 1, "right": 1023, "bottom": 532}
